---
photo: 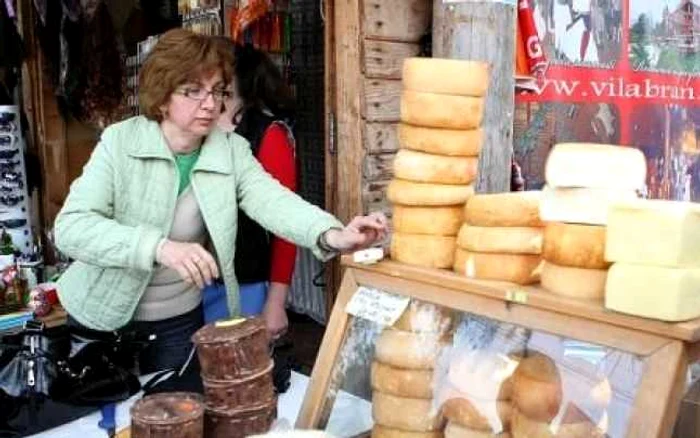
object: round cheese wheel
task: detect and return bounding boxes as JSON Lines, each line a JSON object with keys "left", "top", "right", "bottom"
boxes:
{"left": 511, "top": 408, "right": 603, "bottom": 438}
{"left": 393, "top": 205, "right": 463, "bottom": 236}
{"left": 394, "top": 149, "right": 479, "bottom": 185}
{"left": 371, "top": 361, "right": 434, "bottom": 399}
{"left": 401, "top": 90, "right": 484, "bottom": 130}
{"left": 454, "top": 249, "right": 542, "bottom": 285}
{"left": 464, "top": 191, "right": 543, "bottom": 227}
{"left": 542, "top": 223, "right": 610, "bottom": 269}
{"left": 540, "top": 262, "right": 607, "bottom": 300}
{"left": 441, "top": 397, "right": 512, "bottom": 432}
{"left": 443, "top": 350, "right": 515, "bottom": 401}
{"left": 372, "top": 425, "right": 443, "bottom": 438}
{"left": 399, "top": 124, "right": 483, "bottom": 157}
{"left": 511, "top": 353, "right": 562, "bottom": 423}
{"left": 388, "top": 179, "right": 475, "bottom": 207}
{"left": 373, "top": 391, "right": 444, "bottom": 432}
{"left": 391, "top": 233, "right": 457, "bottom": 269}
{"left": 403, "top": 58, "right": 489, "bottom": 97}
{"left": 457, "top": 224, "right": 543, "bottom": 255}
{"left": 375, "top": 329, "right": 450, "bottom": 370}
{"left": 393, "top": 300, "right": 455, "bottom": 333}
{"left": 445, "top": 422, "right": 511, "bottom": 438}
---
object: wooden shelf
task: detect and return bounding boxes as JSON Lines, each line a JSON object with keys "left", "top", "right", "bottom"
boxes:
{"left": 342, "top": 256, "right": 700, "bottom": 343}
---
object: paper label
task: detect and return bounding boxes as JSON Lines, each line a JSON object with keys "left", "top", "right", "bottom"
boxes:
{"left": 345, "top": 286, "right": 410, "bottom": 326}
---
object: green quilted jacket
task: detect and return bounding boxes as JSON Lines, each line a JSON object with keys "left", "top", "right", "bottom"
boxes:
{"left": 55, "top": 116, "right": 342, "bottom": 331}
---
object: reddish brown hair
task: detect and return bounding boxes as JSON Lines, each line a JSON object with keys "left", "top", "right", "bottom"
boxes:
{"left": 138, "top": 29, "right": 234, "bottom": 121}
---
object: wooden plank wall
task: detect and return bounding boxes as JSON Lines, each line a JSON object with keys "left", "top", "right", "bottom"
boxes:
{"left": 358, "top": 0, "right": 431, "bottom": 217}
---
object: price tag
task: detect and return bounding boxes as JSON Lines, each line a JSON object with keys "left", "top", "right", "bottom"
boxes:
{"left": 345, "top": 287, "right": 411, "bottom": 326}
{"left": 505, "top": 289, "right": 528, "bottom": 304}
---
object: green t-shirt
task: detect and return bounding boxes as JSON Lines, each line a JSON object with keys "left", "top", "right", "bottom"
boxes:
{"left": 175, "top": 148, "right": 201, "bottom": 195}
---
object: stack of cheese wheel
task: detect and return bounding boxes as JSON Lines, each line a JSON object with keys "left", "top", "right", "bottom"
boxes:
{"left": 539, "top": 143, "right": 646, "bottom": 300}
{"left": 371, "top": 301, "right": 454, "bottom": 438}
{"left": 510, "top": 353, "right": 603, "bottom": 437}
{"left": 605, "top": 199, "right": 700, "bottom": 321}
{"left": 388, "top": 58, "right": 488, "bottom": 269}
{"left": 454, "top": 192, "right": 544, "bottom": 285}
{"left": 439, "top": 350, "right": 518, "bottom": 438}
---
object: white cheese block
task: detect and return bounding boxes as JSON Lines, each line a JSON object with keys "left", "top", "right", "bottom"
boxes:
{"left": 445, "top": 422, "right": 511, "bottom": 438}
{"left": 371, "top": 361, "right": 434, "bottom": 399}
{"left": 372, "top": 425, "right": 443, "bottom": 438}
{"left": 454, "top": 249, "right": 542, "bottom": 285}
{"left": 403, "top": 58, "right": 489, "bottom": 97}
{"left": 543, "top": 223, "right": 610, "bottom": 269}
{"left": 605, "top": 199, "right": 700, "bottom": 267}
{"left": 464, "top": 191, "right": 543, "bottom": 227}
{"left": 605, "top": 263, "right": 700, "bottom": 321}
{"left": 391, "top": 233, "right": 457, "bottom": 269}
{"left": 373, "top": 391, "right": 445, "bottom": 431}
{"left": 401, "top": 90, "right": 484, "bottom": 130}
{"left": 393, "top": 205, "right": 463, "bottom": 236}
{"left": 399, "top": 124, "right": 483, "bottom": 157}
{"left": 540, "top": 262, "right": 607, "bottom": 300}
{"left": 394, "top": 300, "right": 455, "bottom": 333}
{"left": 457, "top": 224, "right": 543, "bottom": 255}
{"left": 394, "top": 149, "right": 479, "bottom": 185}
{"left": 545, "top": 143, "right": 647, "bottom": 190}
{"left": 388, "top": 179, "right": 475, "bottom": 206}
{"left": 375, "top": 329, "right": 451, "bottom": 370}
{"left": 539, "top": 185, "right": 639, "bottom": 225}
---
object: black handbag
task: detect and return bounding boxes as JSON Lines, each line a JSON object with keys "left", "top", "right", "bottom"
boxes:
{"left": 0, "top": 320, "right": 143, "bottom": 437}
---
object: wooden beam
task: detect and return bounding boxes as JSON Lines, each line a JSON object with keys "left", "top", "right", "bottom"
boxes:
{"left": 363, "top": 40, "right": 421, "bottom": 79}
{"left": 361, "top": 0, "right": 432, "bottom": 42}
{"left": 363, "top": 78, "right": 401, "bottom": 123}
{"left": 364, "top": 122, "right": 399, "bottom": 155}
{"left": 362, "top": 179, "right": 392, "bottom": 217}
{"left": 363, "top": 153, "right": 395, "bottom": 181}
{"left": 433, "top": 2, "right": 516, "bottom": 193}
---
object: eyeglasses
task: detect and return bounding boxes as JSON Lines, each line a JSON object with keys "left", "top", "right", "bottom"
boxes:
{"left": 175, "top": 86, "right": 230, "bottom": 103}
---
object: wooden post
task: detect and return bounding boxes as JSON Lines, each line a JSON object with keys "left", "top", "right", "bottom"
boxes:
{"left": 433, "top": 1, "right": 517, "bottom": 193}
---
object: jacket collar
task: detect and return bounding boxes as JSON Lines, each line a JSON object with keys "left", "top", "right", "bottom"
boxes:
{"left": 127, "top": 117, "right": 233, "bottom": 175}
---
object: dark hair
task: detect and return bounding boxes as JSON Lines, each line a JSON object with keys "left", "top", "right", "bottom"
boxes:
{"left": 230, "top": 43, "right": 295, "bottom": 120}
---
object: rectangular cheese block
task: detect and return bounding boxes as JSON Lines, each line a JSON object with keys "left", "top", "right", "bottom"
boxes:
{"left": 605, "top": 263, "right": 700, "bottom": 322}
{"left": 540, "top": 186, "right": 638, "bottom": 225}
{"left": 606, "top": 199, "right": 700, "bottom": 267}
{"left": 545, "top": 143, "right": 647, "bottom": 190}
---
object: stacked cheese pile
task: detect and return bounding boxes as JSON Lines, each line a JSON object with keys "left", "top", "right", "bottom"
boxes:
{"left": 454, "top": 192, "right": 544, "bottom": 285}
{"left": 388, "top": 58, "right": 488, "bottom": 269}
{"left": 371, "top": 301, "right": 454, "bottom": 438}
{"left": 439, "top": 350, "right": 517, "bottom": 437}
{"left": 605, "top": 200, "right": 700, "bottom": 321}
{"left": 539, "top": 144, "right": 646, "bottom": 300}
{"left": 510, "top": 353, "right": 604, "bottom": 437}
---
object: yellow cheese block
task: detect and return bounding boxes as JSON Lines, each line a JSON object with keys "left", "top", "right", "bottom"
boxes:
{"left": 454, "top": 249, "right": 542, "bottom": 285}
{"left": 373, "top": 392, "right": 445, "bottom": 431}
{"left": 371, "top": 361, "right": 434, "bottom": 399}
{"left": 539, "top": 185, "right": 639, "bottom": 225}
{"left": 464, "top": 191, "right": 543, "bottom": 227}
{"left": 545, "top": 143, "right": 647, "bottom": 190}
{"left": 606, "top": 199, "right": 700, "bottom": 267}
{"left": 393, "top": 205, "right": 463, "bottom": 236}
{"left": 391, "top": 232, "right": 457, "bottom": 269}
{"left": 401, "top": 90, "right": 484, "bottom": 130}
{"left": 543, "top": 222, "right": 610, "bottom": 269}
{"left": 394, "top": 149, "right": 479, "bottom": 185}
{"left": 372, "top": 425, "right": 444, "bottom": 438}
{"left": 399, "top": 124, "right": 483, "bottom": 157}
{"left": 388, "top": 179, "right": 475, "bottom": 206}
{"left": 457, "top": 224, "right": 543, "bottom": 255}
{"left": 540, "top": 261, "right": 607, "bottom": 300}
{"left": 403, "top": 58, "right": 489, "bottom": 97}
{"left": 605, "top": 263, "right": 700, "bottom": 321}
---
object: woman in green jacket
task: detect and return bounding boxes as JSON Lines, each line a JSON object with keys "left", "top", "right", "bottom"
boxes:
{"left": 54, "top": 29, "right": 387, "bottom": 373}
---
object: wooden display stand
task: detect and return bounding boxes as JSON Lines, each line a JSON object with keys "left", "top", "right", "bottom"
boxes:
{"left": 296, "top": 257, "right": 700, "bottom": 438}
